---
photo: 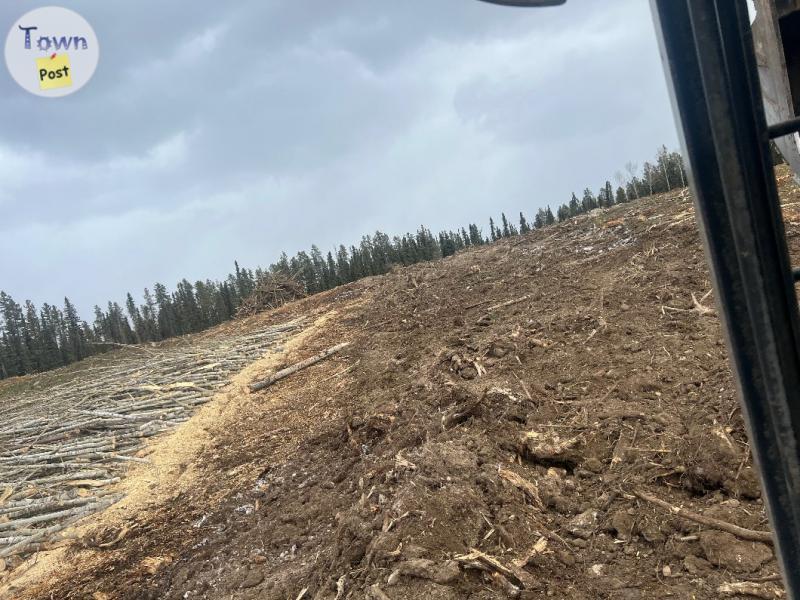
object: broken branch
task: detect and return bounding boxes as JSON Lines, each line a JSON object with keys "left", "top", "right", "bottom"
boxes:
{"left": 454, "top": 548, "right": 533, "bottom": 589}
{"left": 717, "top": 581, "right": 784, "bottom": 599}
{"left": 632, "top": 489, "right": 773, "bottom": 544}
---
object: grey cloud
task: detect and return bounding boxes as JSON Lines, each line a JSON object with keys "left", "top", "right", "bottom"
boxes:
{"left": 0, "top": 0, "right": 679, "bottom": 315}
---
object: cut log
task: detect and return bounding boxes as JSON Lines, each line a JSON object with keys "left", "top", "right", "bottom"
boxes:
{"left": 0, "top": 502, "right": 109, "bottom": 532}
{"left": 249, "top": 343, "right": 351, "bottom": 392}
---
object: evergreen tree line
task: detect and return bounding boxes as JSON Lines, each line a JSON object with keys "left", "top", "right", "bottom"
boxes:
{"left": 0, "top": 144, "right": 690, "bottom": 380}
{"left": 0, "top": 263, "right": 260, "bottom": 380}
{"left": 553, "top": 145, "right": 687, "bottom": 222}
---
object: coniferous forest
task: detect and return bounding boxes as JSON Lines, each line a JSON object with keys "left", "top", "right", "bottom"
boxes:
{"left": 0, "top": 146, "right": 692, "bottom": 380}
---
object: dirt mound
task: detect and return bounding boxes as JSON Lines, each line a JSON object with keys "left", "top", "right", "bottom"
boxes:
{"left": 12, "top": 167, "right": 800, "bottom": 599}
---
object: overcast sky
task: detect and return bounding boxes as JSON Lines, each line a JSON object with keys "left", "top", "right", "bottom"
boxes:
{"left": 0, "top": 0, "right": 678, "bottom": 317}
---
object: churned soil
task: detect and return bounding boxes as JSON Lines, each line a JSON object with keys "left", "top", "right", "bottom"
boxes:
{"left": 11, "top": 167, "right": 800, "bottom": 599}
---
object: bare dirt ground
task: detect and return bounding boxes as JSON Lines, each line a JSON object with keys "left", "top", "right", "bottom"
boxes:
{"left": 8, "top": 167, "right": 800, "bottom": 599}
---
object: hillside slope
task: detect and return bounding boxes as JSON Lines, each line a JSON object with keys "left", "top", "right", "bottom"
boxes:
{"left": 13, "top": 167, "right": 800, "bottom": 599}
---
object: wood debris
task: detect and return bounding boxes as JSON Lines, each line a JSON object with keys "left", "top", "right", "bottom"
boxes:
{"left": 514, "top": 536, "right": 549, "bottom": 567}
{"left": 717, "top": 581, "right": 784, "bottom": 599}
{"left": 367, "top": 584, "right": 394, "bottom": 600}
{"left": 454, "top": 548, "right": 534, "bottom": 589}
{"left": 632, "top": 489, "right": 773, "bottom": 544}
{"left": 691, "top": 290, "right": 715, "bottom": 315}
{"left": 334, "top": 575, "right": 346, "bottom": 600}
{"left": 498, "top": 468, "right": 542, "bottom": 507}
{"left": 249, "top": 342, "right": 350, "bottom": 392}
{"left": 235, "top": 274, "right": 306, "bottom": 318}
{"left": 487, "top": 295, "right": 531, "bottom": 312}
{"left": 0, "top": 319, "right": 304, "bottom": 560}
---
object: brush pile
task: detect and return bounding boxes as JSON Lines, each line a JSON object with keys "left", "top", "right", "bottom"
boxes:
{"left": 236, "top": 274, "right": 306, "bottom": 319}
{"left": 0, "top": 319, "right": 304, "bottom": 563}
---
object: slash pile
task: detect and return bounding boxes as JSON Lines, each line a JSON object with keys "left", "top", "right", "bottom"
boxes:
{"left": 0, "top": 319, "right": 304, "bottom": 561}
{"left": 235, "top": 274, "right": 306, "bottom": 319}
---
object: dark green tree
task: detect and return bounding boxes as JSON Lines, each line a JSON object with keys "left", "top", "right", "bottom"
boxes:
{"left": 519, "top": 212, "right": 530, "bottom": 234}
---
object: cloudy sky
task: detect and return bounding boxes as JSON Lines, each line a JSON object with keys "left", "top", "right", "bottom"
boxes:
{"left": 0, "top": 0, "right": 678, "bottom": 317}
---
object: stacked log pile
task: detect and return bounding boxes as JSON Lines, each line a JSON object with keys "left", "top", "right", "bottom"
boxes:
{"left": 0, "top": 319, "right": 304, "bottom": 561}
{"left": 235, "top": 274, "right": 306, "bottom": 319}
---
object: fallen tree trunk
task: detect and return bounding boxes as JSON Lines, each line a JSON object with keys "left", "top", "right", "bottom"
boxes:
{"left": 249, "top": 343, "right": 351, "bottom": 392}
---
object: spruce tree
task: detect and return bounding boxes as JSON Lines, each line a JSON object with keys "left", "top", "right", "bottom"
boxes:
{"left": 582, "top": 188, "right": 598, "bottom": 211}
{"left": 125, "top": 293, "right": 144, "bottom": 342}
{"left": 154, "top": 283, "right": 176, "bottom": 339}
{"left": 336, "top": 245, "right": 351, "bottom": 283}
{"left": 569, "top": 193, "right": 581, "bottom": 216}
{"left": 141, "top": 288, "right": 159, "bottom": 341}
{"left": 326, "top": 252, "right": 339, "bottom": 288}
{"left": 519, "top": 212, "right": 530, "bottom": 234}
{"left": 468, "top": 224, "right": 483, "bottom": 246}
{"left": 63, "top": 297, "right": 86, "bottom": 361}
{"left": 0, "top": 292, "right": 30, "bottom": 376}
{"left": 38, "top": 304, "right": 62, "bottom": 369}
{"left": 24, "top": 300, "right": 43, "bottom": 371}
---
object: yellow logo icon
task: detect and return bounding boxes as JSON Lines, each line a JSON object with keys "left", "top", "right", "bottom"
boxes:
{"left": 36, "top": 53, "right": 72, "bottom": 90}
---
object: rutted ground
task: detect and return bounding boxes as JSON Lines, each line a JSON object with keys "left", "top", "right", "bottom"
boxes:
{"left": 8, "top": 166, "right": 800, "bottom": 599}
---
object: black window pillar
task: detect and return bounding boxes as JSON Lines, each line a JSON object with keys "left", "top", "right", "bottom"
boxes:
{"left": 651, "top": 1, "right": 800, "bottom": 594}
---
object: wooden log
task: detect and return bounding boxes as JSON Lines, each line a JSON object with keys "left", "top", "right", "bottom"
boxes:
{"left": 0, "top": 513, "right": 86, "bottom": 558}
{"left": 16, "top": 469, "right": 109, "bottom": 485}
{"left": 249, "top": 343, "right": 351, "bottom": 392}
{"left": 0, "top": 503, "right": 106, "bottom": 532}
{"left": 0, "top": 494, "right": 113, "bottom": 518}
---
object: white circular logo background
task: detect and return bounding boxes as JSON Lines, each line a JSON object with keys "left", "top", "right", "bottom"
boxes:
{"left": 5, "top": 7, "right": 99, "bottom": 97}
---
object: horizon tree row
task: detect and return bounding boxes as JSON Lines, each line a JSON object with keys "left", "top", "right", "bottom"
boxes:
{"left": 0, "top": 143, "right": 692, "bottom": 380}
